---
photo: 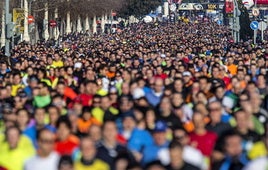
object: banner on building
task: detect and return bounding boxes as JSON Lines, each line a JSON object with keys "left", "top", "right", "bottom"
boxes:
{"left": 13, "top": 8, "right": 24, "bottom": 33}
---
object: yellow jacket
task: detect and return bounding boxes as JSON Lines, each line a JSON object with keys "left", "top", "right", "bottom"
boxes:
{"left": 74, "top": 159, "right": 110, "bottom": 170}
{"left": 0, "top": 134, "right": 35, "bottom": 170}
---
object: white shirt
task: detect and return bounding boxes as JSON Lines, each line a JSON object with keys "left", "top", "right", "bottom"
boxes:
{"left": 183, "top": 145, "right": 207, "bottom": 170}
{"left": 243, "top": 157, "right": 268, "bottom": 170}
{"left": 24, "top": 152, "right": 60, "bottom": 170}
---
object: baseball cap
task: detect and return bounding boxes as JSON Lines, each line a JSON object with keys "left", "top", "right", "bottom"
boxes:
{"left": 153, "top": 121, "right": 167, "bottom": 133}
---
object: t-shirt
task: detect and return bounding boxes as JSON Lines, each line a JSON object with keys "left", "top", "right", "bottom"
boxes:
{"left": 24, "top": 152, "right": 60, "bottom": 170}
{"left": 52, "top": 60, "right": 64, "bottom": 68}
{"left": 189, "top": 131, "right": 218, "bottom": 157}
{"left": 33, "top": 95, "right": 51, "bottom": 108}
{"left": 74, "top": 159, "right": 110, "bottom": 170}
{"left": 11, "top": 84, "right": 25, "bottom": 96}
{"left": 55, "top": 135, "right": 79, "bottom": 155}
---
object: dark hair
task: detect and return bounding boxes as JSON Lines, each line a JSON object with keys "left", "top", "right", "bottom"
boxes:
{"left": 56, "top": 115, "right": 72, "bottom": 130}
{"left": 219, "top": 130, "right": 241, "bottom": 149}
{"left": 145, "top": 160, "right": 165, "bottom": 170}
{"left": 4, "top": 125, "right": 21, "bottom": 141}
{"left": 36, "top": 128, "right": 52, "bottom": 141}
{"left": 169, "top": 140, "right": 183, "bottom": 150}
{"left": 58, "top": 155, "right": 73, "bottom": 169}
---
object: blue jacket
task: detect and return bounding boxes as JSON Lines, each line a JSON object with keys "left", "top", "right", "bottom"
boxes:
{"left": 145, "top": 89, "right": 163, "bottom": 107}
{"left": 127, "top": 128, "right": 154, "bottom": 152}
{"left": 142, "top": 141, "right": 170, "bottom": 166}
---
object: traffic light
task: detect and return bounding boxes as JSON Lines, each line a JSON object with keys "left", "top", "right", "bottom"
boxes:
{"left": 6, "top": 22, "right": 15, "bottom": 39}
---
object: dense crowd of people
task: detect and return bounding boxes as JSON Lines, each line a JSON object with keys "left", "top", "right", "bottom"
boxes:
{"left": 0, "top": 20, "right": 268, "bottom": 170}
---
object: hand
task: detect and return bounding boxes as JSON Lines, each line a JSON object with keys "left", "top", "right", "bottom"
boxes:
{"left": 132, "top": 151, "right": 143, "bottom": 162}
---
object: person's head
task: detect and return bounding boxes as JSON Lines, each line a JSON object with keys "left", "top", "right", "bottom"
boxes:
{"left": 84, "top": 80, "right": 98, "bottom": 95}
{"left": 89, "top": 124, "right": 102, "bottom": 143}
{"left": 58, "top": 155, "right": 74, "bottom": 170}
{"left": 34, "top": 107, "right": 46, "bottom": 127}
{"left": 198, "top": 76, "right": 209, "bottom": 92}
{"left": 192, "top": 111, "right": 206, "bottom": 130}
{"left": 38, "top": 82, "right": 50, "bottom": 96}
{"left": 92, "top": 94, "right": 102, "bottom": 108}
{"left": 234, "top": 110, "right": 248, "bottom": 132}
{"left": 154, "top": 78, "right": 164, "bottom": 93}
{"left": 5, "top": 126, "right": 21, "bottom": 149}
{"left": 208, "top": 101, "right": 223, "bottom": 124}
{"left": 115, "top": 152, "right": 132, "bottom": 170}
{"left": 249, "top": 92, "right": 262, "bottom": 110}
{"left": 100, "top": 95, "right": 111, "bottom": 110}
{"left": 102, "top": 120, "right": 118, "bottom": 143}
{"left": 222, "top": 130, "right": 243, "bottom": 157}
{"left": 182, "top": 71, "right": 192, "bottom": 84}
{"left": 122, "top": 69, "right": 131, "bottom": 82}
{"left": 54, "top": 52, "right": 61, "bottom": 61}
{"left": 211, "top": 66, "right": 220, "bottom": 78}
{"left": 28, "top": 75, "right": 39, "bottom": 88}
{"left": 122, "top": 113, "right": 136, "bottom": 132}
{"left": 80, "top": 136, "right": 96, "bottom": 161}
{"left": 119, "top": 95, "right": 134, "bottom": 113}
{"left": 81, "top": 106, "right": 93, "bottom": 121}
{"left": 171, "top": 92, "right": 184, "bottom": 108}
{"left": 12, "top": 73, "right": 22, "bottom": 85}
{"left": 168, "top": 140, "right": 184, "bottom": 169}
{"left": 16, "top": 108, "right": 30, "bottom": 128}
{"left": 145, "top": 160, "right": 166, "bottom": 170}
{"left": 159, "top": 96, "right": 172, "bottom": 114}
{"left": 215, "top": 85, "right": 225, "bottom": 100}
{"left": 145, "top": 108, "right": 156, "bottom": 125}
{"left": 238, "top": 91, "right": 252, "bottom": 113}
{"left": 172, "top": 126, "right": 189, "bottom": 146}
{"left": 237, "top": 69, "right": 245, "bottom": 81}
{"left": 47, "top": 105, "right": 60, "bottom": 126}
{"left": 56, "top": 116, "right": 72, "bottom": 141}
{"left": 37, "top": 128, "right": 56, "bottom": 157}
{"left": 153, "top": 121, "right": 167, "bottom": 146}
{"left": 56, "top": 82, "right": 66, "bottom": 95}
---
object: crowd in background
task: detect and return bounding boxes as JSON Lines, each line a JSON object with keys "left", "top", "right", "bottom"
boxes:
{"left": 0, "top": 21, "right": 268, "bottom": 170}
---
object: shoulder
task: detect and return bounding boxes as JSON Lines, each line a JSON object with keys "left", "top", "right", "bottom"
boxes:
{"left": 244, "top": 157, "right": 268, "bottom": 170}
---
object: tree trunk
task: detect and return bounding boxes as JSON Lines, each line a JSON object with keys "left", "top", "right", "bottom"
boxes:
{"left": 101, "top": 14, "right": 105, "bottom": 33}
{"left": 77, "top": 15, "right": 82, "bottom": 32}
{"left": 92, "top": 15, "right": 97, "bottom": 34}
{"left": 23, "top": 0, "right": 30, "bottom": 41}
{"left": 1, "top": 10, "right": 5, "bottom": 48}
{"left": 54, "top": 8, "right": 59, "bottom": 39}
{"left": 43, "top": 2, "right": 49, "bottom": 40}
{"left": 84, "top": 15, "right": 90, "bottom": 32}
